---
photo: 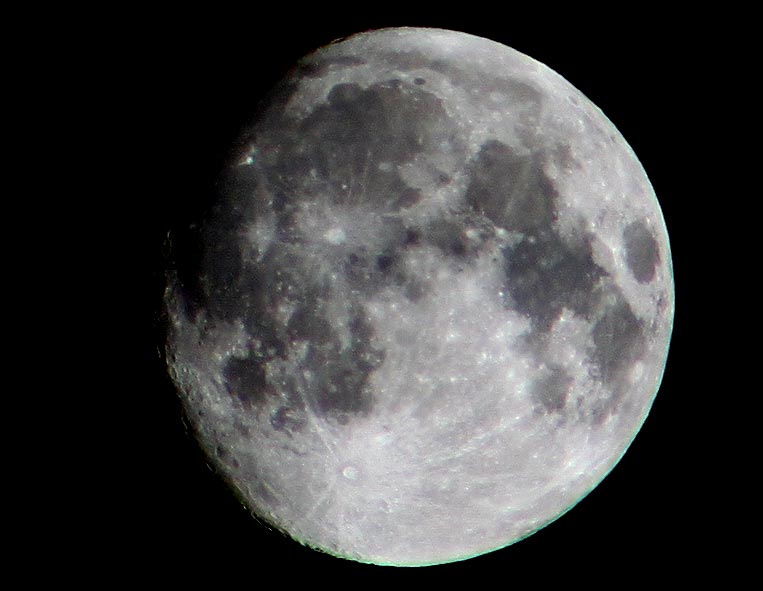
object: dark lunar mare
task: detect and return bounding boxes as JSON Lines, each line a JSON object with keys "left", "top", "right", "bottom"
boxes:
{"left": 173, "top": 77, "right": 476, "bottom": 428}
{"left": 590, "top": 288, "right": 645, "bottom": 384}
{"left": 261, "top": 79, "right": 463, "bottom": 214}
{"left": 502, "top": 231, "right": 606, "bottom": 331}
{"left": 173, "top": 68, "right": 648, "bottom": 430}
{"left": 465, "top": 139, "right": 607, "bottom": 331}
{"left": 462, "top": 138, "right": 646, "bottom": 419}
{"left": 466, "top": 140, "right": 557, "bottom": 233}
{"left": 531, "top": 365, "right": 573, "bottom": 413}
{"left": 623, "top": 220, "right": 660, "bottom": 283}
{"left": 218, "top": 245, "right": 388, "bottom": 428}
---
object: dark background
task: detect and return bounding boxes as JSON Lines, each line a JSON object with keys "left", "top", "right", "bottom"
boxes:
{"left": 76, "top": 7, "right": 741, "bottom": 584}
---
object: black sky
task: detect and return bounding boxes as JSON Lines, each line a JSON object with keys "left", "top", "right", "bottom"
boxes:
{"left": 80, "top": 8, "right": 740, "bottom": 584}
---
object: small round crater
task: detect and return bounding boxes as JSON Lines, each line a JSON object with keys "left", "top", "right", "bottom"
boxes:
{"left": 342, "top": 465, "right": 360, "bottom": 480}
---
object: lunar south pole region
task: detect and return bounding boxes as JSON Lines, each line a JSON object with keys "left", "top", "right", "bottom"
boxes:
{"left": 163, "top": 27, "right": 674, "bottom": 566}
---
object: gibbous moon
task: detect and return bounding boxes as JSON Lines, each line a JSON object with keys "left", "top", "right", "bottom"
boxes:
{"left": 164, "top": 28, "right": 674, "bottom": 566}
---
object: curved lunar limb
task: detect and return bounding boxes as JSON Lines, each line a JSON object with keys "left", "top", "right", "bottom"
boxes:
{"left": 164, "top": 28, "right": 674, "bottom": 566}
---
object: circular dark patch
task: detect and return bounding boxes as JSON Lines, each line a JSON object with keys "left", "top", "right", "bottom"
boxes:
{"left": 623, "top": 220, "right": 660, "bottom": 283}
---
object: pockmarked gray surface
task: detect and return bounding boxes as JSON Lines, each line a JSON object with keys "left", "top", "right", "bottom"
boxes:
{"left": 164, "top": 28, "right": 674, "bottom": 566}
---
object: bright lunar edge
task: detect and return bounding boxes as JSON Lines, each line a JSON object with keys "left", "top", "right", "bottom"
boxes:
{"left": 163, "top": 27, "right": 674, "bottom": 566}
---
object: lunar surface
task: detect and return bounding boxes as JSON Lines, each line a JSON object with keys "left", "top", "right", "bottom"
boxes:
{"left": 164, "top": 28, "right": 674, "bottom": 566}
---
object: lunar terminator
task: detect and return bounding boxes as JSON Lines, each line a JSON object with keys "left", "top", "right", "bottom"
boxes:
{"left": 164, "top": 27, "right": 674, "bottom": 566}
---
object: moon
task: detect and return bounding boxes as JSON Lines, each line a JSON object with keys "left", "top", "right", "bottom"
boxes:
{"left": 163, "top": 27, "right": 674, "bottom": 566}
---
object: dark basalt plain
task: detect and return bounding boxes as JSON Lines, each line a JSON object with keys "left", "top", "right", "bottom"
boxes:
{"left": 623, "top": 220, "right": 661, "bottom": 283}
{"left": 179, "top": 124, "right": 646, "bottom": 426}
